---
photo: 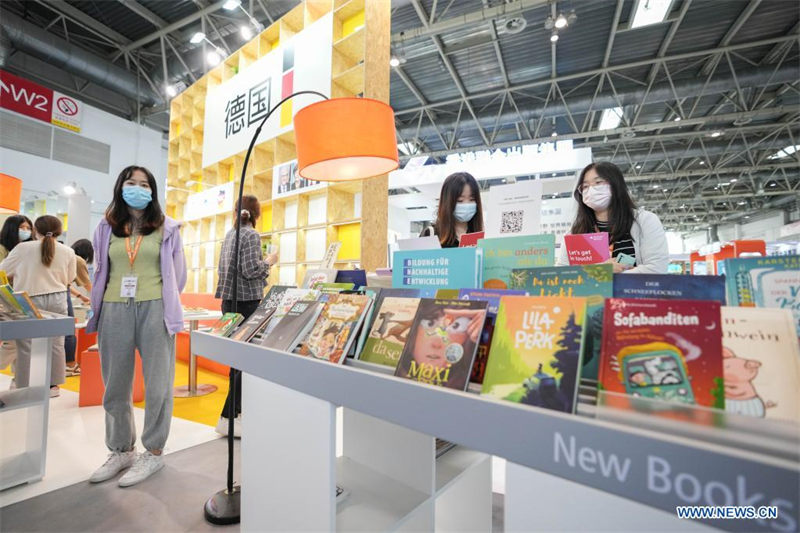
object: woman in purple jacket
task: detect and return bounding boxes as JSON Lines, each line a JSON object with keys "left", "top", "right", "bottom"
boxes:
{"left": 86, "top": 166, "right": 186, "bottom": 488}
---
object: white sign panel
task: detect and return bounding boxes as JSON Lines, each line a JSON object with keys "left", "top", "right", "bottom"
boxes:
{"left": 183, "top": 182, "right": 234, "bottom": 221}
{"left": 485, "top": 180, "right": 543, "bottom": 238}
{"left": 51, "top": 91, "right": 82, "bottom": 132}
{"left": 202, "top": 13, "right": 333, "bottom": 168}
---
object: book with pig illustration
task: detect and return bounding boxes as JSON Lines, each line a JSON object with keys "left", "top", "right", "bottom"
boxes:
{"left": 481, "top": 296, "right": 587, "bottom": 413}
{"left": 295, "top": 294, "right": 371, "bottom": 364}
{"left": 721, "top": 307, "right": 800, "bottom": 423}
{"left": 394, "top": 299, "right": 488, "bottom": 390}
{"left": 599, "top": 298, "right": 724, "bottom": 408}
{"left": 359, "top": 297, "right": 422, "bottom": 367}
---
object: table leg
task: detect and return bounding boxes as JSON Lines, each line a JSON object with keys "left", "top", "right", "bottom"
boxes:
{"left": 174, "top": 319, "right": 218, "bottom": 397}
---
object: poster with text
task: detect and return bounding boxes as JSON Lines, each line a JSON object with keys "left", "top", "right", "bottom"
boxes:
{"left": 485, "top": 180, "right": 542, "bottom": 238}
{"left": 272, "top": 160, "right": 326, "bottom": 199}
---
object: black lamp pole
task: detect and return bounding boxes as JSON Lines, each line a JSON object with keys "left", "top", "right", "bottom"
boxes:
{"left": 204, "top": 90, "right": 328, "bottom": 525}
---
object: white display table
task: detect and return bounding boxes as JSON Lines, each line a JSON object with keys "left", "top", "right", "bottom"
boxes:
{"left": 0, "top": 315, "right": 75, "bottom": 490}
{"left": 192, "top": 331, "right": 800, "bottom": 532}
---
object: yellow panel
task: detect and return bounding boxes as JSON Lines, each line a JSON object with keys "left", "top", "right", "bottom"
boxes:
{"left": 342, "top": 10, "right": 365, "bottom": 38}
{"left": 337, "top": 222, "right": 360, "bottom": 260}
{"left": 261, "top": 204, "right": 273, "bottom": 232}
{"left": 280, "top": 101, "right": 293, "bottom": 128}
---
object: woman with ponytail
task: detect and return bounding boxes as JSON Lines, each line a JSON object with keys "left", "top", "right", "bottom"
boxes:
{"left": 213, "top": 195, "right": 277, "bottom": 437}
{"left": 0, "top": 215, "right": 76, "bottom": 395}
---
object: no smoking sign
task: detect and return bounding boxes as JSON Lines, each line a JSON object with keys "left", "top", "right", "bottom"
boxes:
{"left": 51, "top": 91, "right": 82, "bottom": 132}
{"left": 56, "top": 96, "right": 78, "bottom": 116}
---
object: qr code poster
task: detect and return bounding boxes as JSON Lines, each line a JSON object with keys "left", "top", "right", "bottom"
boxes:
{"left": 485, "top": 180, "right": 542, "bottom": 238}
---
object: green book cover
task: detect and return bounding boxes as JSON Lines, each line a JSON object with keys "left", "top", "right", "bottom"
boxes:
{"left": 318, "top": 282, "right": 355, "bottom": 294}
{"left": 508, "top": 264, "right": 612, "bottom": 381}
{"left": 360, "top": 297, "right": 421, "bottom": 367}
{"left": 478, "top": 234, "right": 555, "bottom": 290}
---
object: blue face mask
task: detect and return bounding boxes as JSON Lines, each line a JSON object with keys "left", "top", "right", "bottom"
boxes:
{"left": 454, "top": 202, "right": 477, "bottom": 223}
{"left": 122, "top": 185, "right": 152, "bottom": 210}
{"left": 18, "top": 229, "right": 31, "bottom": 241}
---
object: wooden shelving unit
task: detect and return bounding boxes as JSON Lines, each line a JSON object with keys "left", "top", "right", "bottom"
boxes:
{"left": 166, "top": 0, "right": 388, "bottom": 292}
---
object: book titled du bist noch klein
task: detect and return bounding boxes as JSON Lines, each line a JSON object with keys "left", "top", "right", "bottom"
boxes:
{"left": 392, "top": 248, "right": 483, "bottom": 290}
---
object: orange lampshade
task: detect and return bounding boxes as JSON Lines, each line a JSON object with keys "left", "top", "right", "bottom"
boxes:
{"left": 0, "top": 173, "right": 22, "bottom": 213}
{"left": 294, "top": 98, "right": 399, "bottom": 182}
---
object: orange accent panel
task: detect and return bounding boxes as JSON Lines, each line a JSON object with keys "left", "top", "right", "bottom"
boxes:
{"left": 176, "top": 331, "right": 230, "bottom": 376}
{"left": 79, "top": 348, "right": 144, "bottom": 407}
{"left": 0, "top": 173, "right": 22, "bottom": 213}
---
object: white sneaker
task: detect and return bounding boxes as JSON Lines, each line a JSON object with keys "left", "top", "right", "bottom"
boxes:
{"left": 118, "top": 451, "right": 164, "bottom": 487}
{"left": 50, "top": 386, "right": 60, "bottom": 398}
{"left": 89, "top": 451, "right": 136, "bottom": 483}
{"left": 214, "top": 415, "right": 242, "bottom": 438}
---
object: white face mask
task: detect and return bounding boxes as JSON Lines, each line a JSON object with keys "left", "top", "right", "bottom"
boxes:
{"left": 581, "top": 184, "right": 612, "bottom": 211}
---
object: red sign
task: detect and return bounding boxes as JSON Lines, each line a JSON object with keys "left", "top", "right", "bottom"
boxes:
{"left": 0, "top": 70, "right": 53, "bottom": 123}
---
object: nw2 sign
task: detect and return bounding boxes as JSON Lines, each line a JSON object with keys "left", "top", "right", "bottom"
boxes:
{"left": 0, "top": 70, "right": 82, "bottom": 133}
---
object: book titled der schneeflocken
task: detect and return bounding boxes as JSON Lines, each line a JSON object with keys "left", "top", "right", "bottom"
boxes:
{"left": 563, "top": 233, "right": 610, "bottom": 265}
{"left": 394, "top": 298, "right": 488, "bottom": 390}
{"left": 481, "top": 296, "right": 587, "bottom": 413}
{"left": 295, "top": 294, "right": 372, "bottom": 364}
{"left": 599, "top": 298, "right": 724, "bottom": 408}
{"left": 613, "top": 273, "right": 726, "bottom": 304}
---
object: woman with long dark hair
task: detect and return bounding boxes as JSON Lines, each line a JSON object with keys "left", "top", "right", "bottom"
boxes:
{"left": 557, "top": 162, "right": 668, "bottom": 273}
{"left": 86, "top": 165, "right": 186, "bottom": 487}
{"left": 420, "top": 172, "right": 485, "bottom": 247}
{"left": 0, "top": 214, "right": 34, "bottom": 260}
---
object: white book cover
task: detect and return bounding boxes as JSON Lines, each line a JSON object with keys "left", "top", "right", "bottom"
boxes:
{"left": 485, "top": 180, "right": 542, "bottom": 238}
{"left": 279, "top": 232, "right": 297, "bottom": 264}
{"left": 305, "top": 228, "right": 327, "bottom": 262}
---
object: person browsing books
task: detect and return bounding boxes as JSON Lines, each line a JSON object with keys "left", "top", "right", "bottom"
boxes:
{"left": 214, "top": 195, "right": 278, "bottom": 438}
{"left": 85, "top": 165, "right": 187, "bottom": 488}
{"left": 0, "top": 215, "right": 76, "bottom": 396}
{"left": 63, "top": 239, "right": 94, "bottom": 377}
{"left": 420, "top": 172, "right": 485, "bottom": 248}
{"left": 557, "top": 162, "right": 668, "bottom": 274}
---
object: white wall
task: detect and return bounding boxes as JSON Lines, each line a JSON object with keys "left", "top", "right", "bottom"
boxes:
{"left": 718, "top": 211, "right": 786, "bottom": 242}
{"left": 681, "top": 231, "right": 709, "bottom": 254}
{"left": 0, "top": 103, "right": 167, "bottom": 242}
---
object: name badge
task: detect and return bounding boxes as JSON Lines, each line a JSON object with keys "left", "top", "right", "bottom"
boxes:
{"left": 121, "top": 275, "right": 138, "bottom": 298}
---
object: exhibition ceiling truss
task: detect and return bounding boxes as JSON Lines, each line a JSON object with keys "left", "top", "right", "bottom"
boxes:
{"left": 0, "top": 0, "right": 798, "bottom": 232}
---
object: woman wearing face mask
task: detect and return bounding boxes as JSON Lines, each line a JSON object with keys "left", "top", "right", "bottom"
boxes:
{"left": 557, "top": 162, "right": 668, "bottom": 274}
{"left": 420, "top": 172, "right": 484, "bottom": 247}
{"left": 0, "top": 214, "right": 34, "bottom": 261}
{"left": 86, "top": 166, "right": 186, "bottom": 488}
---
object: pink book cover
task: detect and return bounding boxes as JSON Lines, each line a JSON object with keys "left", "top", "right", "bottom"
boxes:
{"left": 564, "top": 233, "right": 610, "bottom": 265}
{"left": 459, "top": 231, "right": 485, "bottom": 248}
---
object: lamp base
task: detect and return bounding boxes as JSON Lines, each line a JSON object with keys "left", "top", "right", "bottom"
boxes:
{"left": 204, "top": 485, "right": 241, "bottom": 525}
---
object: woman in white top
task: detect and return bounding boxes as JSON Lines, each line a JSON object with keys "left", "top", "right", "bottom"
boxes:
{"left": 1, "top": 215, "right": 77, "bottom": 396}
{"left": 556, "top": 162, "right": 668, "bottom": 274}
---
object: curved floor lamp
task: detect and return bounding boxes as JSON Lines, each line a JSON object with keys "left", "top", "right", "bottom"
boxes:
{"left": 204, "top": 92, "right": 398, "bottom": 525}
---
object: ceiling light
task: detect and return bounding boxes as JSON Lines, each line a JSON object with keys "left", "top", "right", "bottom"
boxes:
{"left": 744, "top": 215, "right": 750, "bottom": 219}
{"left": 769, "top": 182, "right": 776, "bottom": 187}
{"left": 222, "top": 0, "right": 241, "bottom": 10}
{"left": 662, "top": 188, "right": 667, "bottom": 192}
{"left": 389, "top": 56, "right": 400, "bottom": 67}
{"left": 544, "top": 15, "right": 555, "bottom": 29}
{"left": 738, "top": 201, "right": 746, "bottom": 205}
{"left": 165, "top": 84, "right": 177, "bottom": 97}
{"left": 63, "top": 183, "right": 76, "bottom": 195}
{"left": 673, "top": 116, "right": 681, "bottom": 122}
{"left": 240, "top": 25, "right": 253, "bottom": 40}
{"left": 190, "top": 31, "right": 206, "bottom": 44}
{"left": 566, "top": 10, "right": 578, "bottom": 25}
{"left": 551, "top": 131, "right": 558, "bottom": 137}
{"left": 653, "top": 184, "right": 659, "bottom": 189}
{"left": 630, "top": 0, "right": 673, "bottom": 29}
{"left": 551, "top": 173, "right": 557, "bottom": 177}
{"left": 767, "top": 144, "right": 800, "bottom": 160}
{"left": 635, "top": 164, "right": 642, "bottom": 169}
{"left": 710, "top": 130, "right": 722, "bottom": 138}
{"left": 207, "top": 50, "right": 222, "bottom": 65}
{"left": 598, "top": 107, "right": 623, "bottom": 130}
{"left": 554, "top": 13, "right": 568, "bottom": 29}
{"left": 550, "top": 31, "right": 559, "bottom": 43}
{"left": 504, "top": 16, "right": 527, "bottom": 34}
{"left": 680, "top": 204, "right": 686, "bottom": 209}
{"left": 730, "top": 178, "right": 737, "bottom": 182}
{"left": 699, "top": 161, "right": 705, "bottom": 165}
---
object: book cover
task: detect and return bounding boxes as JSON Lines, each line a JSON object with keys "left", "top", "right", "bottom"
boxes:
{"left": 357, "top": 288, "right": 421, "bottom": 358}
{"left": 0, "top": 284, "right": 24, "bottom": 314}
{"left": 261, "top": 300, "right": 323, "bottom": 352}
{"left": 321, "top": 242, "right": 343, "bottom": 269}
{"left": 0, "top": 270, "right": 9, "bottom": 285}
{"left": 318, "top": 282, "right": 355, "bottom": 294}
{"left": 478, "top": 234, "right": 555, "bottom": 289}
{"left": 721, "top": 307, "right": 800, "bottom": 423}
{"left": 484, "top": 180, "right": 542, "bottom": 237}
{"left": 296, "top": 294, "right": 372, "bottom": 364}
{"left": 209, "top": 313, "right": 244, "bottom": 337}
{"left": 509, "top": 265, "right": 612, "bottom": 381}
{"left": 724, "top": 255, "right": 800, "bottom": 336}
{"left": 302, "top": 269, "right": 338, "bottom": 289}
{"left": 335, "top": 269, "right": 367, "bottom": 288}
{"left": 394, "top": 298, "right": 488, "bottom": 390}
{"left": 613, "top": 274, "right": 726, "bottom": 304}
{"left": 459, "top": 231, "right": 484, "bottom": 247}
{"left": 459, "top": 288, "right": 526, "bottom": 384}
{"left": 258, "top": 285, "right": 293, "bottom": 311}
{"left": 435, "top": 289, "right": 460, "bottom": 299}
{"left": 13, "top": 292, "right": 42, "bottom": 319}
{"left": 353, "top": 288, "right": 381, "bottom": 357}
{"left": 229, "top": 307, "right": 276, "bottom": 343}
{"left": 392, "top": 248, "right": 483, "bottom": 290}
{"left": 360, "top": 296, "right": 422, "bottom": 367}
{"left": 262, "top": 288, "right": 321, "bottom": 336}
{"left": 599, "top": 298, "right": 724, "bottom": 408}
{"left": 564, "top": 233, "right": 610, "bottom": 265}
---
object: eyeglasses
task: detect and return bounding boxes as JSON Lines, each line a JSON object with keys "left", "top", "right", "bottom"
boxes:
{"left": 578, "top": 179, "right": 608, "bottom": 194}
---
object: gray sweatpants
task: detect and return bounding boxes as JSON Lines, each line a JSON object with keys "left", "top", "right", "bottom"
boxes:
{"left": 15, "top": 291, "right": 67, "bottom": 387}
{"left": 98, "top": 299, "right": 175, "bottom": 452}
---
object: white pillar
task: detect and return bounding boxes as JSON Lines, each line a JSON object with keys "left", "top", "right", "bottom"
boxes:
{"left": 66, "top": 193, "right": 90, "bottom": 245}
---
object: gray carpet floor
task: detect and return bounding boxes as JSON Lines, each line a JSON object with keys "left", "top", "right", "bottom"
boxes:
{"left": 1, "top": 439, "right": 504, "bottom": 532}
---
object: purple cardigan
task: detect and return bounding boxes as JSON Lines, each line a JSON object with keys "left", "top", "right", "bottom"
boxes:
{"left": 87, "top": 217, "right": 187, "bottom": 335}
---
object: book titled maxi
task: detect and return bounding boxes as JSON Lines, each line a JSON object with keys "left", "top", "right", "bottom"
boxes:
{"left": 392, "top": 248, "right": 483, "bottom": 290}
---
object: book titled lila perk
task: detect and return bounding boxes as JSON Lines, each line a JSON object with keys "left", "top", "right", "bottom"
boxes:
{"left": 392, "top": 248, "right": 482, "bottom": 290}
{"left": 564, "top": 233, "right": 610, "bottom": 265}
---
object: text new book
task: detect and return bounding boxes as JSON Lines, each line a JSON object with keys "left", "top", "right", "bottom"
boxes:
{"left": 263, "top": 288, "right": 320, "bottom": 336}
{"left": 478, "top": 234, "right": 555, "bottom": 289}
{"left": 481, "top": 296, "right": 587, "bottom": 413}
{"left": 360, "top": 296, "right": 422, "bottom": 368}
{"left": 721, "top": 307, "right": 800, "bottom": 423}
{"left": 296, "top": 294, "right": 372, "bottom": 364}
{"left": 229, "top": 307, "right": 276, "bottom": 343}
{"left": 508, "top": 264, "right": 612, "bottom": 381}
{"left": 261, "top": 300, "right": 323, "bottom": 352}
{"left": 599, "top": 298, "right": 724, "bottom": 408}
{"left": 392, "top": 248, "right": 483, "bottom": 290}
{"left": 563, "top": 233, "right": 610, "bottom": 265}
{"left": 394, "top": 298, "right": 488, "bottom": 390}
{"left": 613, "top": 274, "right": 726, "bottom": 304}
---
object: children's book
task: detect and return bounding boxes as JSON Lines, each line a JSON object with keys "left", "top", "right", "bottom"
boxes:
{"left": 261, "top": 300, "right": 323, "bottom": 352}
{"left": 318, "top": 282, "right": 355, "bottom": 294}
{"left": 564, "top": 233, "right": 610, "bottom": 265}
{"left": 0, "top": 270, "right": 9, "bottom": 285}
{"left": 352, "top": 288, "right": 381, "bottom": 357}
{"left": 478, "top": 234, "right": 555, "bottom": 289}
{"left": 335, "top": 269, "right": 367, "bottom": 289}
{"left": 229, "top": 307, "right": 276, "bottom": 343}
{"left": 0, "top": 284, "right": 24, "bottom": 314}
{"left": 13, "top": 292, "right": 43, "bottom": 319}
{"left": 481, "top": 296, "right": 587, "bottom": 413}
{"left": 613, "top": 274, "right": 726, "bottom": 304}
{"left": 392, "top": 248, "right": 483, "bottom": 290}
{"left": 394, "top": 298, "right": 488, "bottom": 390}
{"left": 508, "top": 264, "right": 612, "bottom": 381}
{"left": 721, "top": 307, "right": 800, "bottom": 423}
{"left": 209, "top": 313, "right": 245, "bottom": 337}
{"left": 262, "top": 288, "right": 321, "bottom": 336}
{"left": 302, "top": 269, "right": 338, "bottom": 289}
{"left": 321, "top": 242, "right": 343, "bottom": 269}
{"left": 295, "top": 294, "right": 372, "bottom": 364}
{"left": 257, "top": 285, "right": 293, "bottom": 311}
{"left": 599, "top": 298, "right": 724, "bottom": 408}
{"left": 356, "top": 288, "right": 421, "bottom": 357}
{"left": 724, "top": 255, "right": 800, "bottom": 336}
{"left": 459, "top": 231, "right": 484, "bottom": 247}
{"left": 458, "top": 288, "right": 526, "bottom": 384}
{"left": 435, "top": 289, "right": 460, "bottom": 299}
{"left": 360, "top": 297, "right": 422, "bottom": 368}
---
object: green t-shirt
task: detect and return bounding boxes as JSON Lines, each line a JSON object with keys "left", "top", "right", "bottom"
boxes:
{"left": 103, "top": 229, "right": 163, "bottom": 303}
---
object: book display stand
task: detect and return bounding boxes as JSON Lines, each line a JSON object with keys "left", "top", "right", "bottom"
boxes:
{"left": 0, "top": 316, "right": 74, "bottom": 490}
{"left": 193, "top": 332, "right": 799, "bottom": 532}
